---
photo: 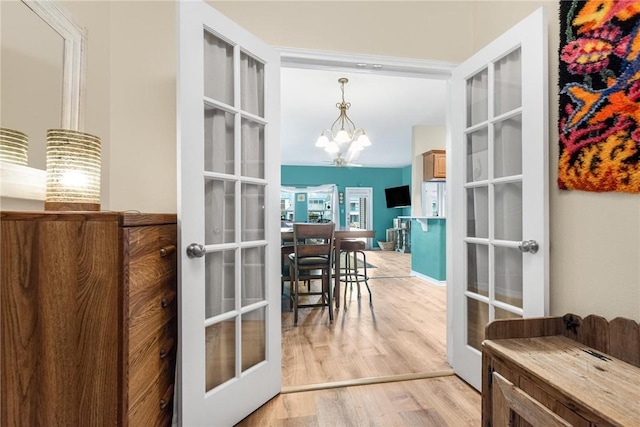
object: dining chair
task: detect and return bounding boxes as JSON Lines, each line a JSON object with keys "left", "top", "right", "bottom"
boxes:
{"left": 288, "top": 223, "right": 335, "bottom": 326}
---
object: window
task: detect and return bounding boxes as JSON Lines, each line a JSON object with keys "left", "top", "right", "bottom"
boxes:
{"left": 280, "top": 191, "right": 294, "bottom": 221}
{"left": 307, "top": 192, "right": 332, "bottom": 223}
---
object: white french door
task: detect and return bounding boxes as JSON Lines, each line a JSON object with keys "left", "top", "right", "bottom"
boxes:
{"left": 447, "top": 8, "right": 549, "bottom": 390}
{"left": 177, "top": 1, "right": 281, "bottom": 425}
{"left": 344, "top": 187, "right": 373, "bottom": 248}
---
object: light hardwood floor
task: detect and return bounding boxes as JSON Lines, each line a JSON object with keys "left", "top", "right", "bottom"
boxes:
{"left": 238, "top": 250, "right": 481, "bottom": 426}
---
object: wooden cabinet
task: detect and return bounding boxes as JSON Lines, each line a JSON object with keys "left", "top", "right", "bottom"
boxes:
{"left": 482, "top": 314, "right": 640, "bottom": 427}
{"left": 423, "top": 149, "right": 446, "bottom": 181}
{"left": 1, "top": 211, "right": 177, "bottom": 426}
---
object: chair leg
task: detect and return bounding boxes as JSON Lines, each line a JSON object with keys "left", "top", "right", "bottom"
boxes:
{"left": 326, "top": 267, "right": 333, "bottom": 323}
{"left": 359, "top": 250, "right": 373, "bottom": 306}
{"left": 353, "top": 252, "right": 362, "bottom": 298}
{"left": 293, "top": 267, "right": 299, "bottom": 326}
{"left": 343, "top": 252, "right": 351, "bottom": 308}
{"left": 288, "top": 262, "right": 294, "bottom": 310}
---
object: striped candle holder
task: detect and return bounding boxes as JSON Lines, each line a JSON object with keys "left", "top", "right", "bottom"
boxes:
{"left": 45, "top": 129, "right": 101, "bottom": 211}
{"left": 0, "top": 128, "right": 29, "bottom": 166}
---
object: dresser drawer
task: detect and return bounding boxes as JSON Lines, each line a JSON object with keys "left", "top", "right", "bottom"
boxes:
{"left": 126, "top": 223, "right": 177, "bottom": 351}
{"left": 128, "top": 319, "right": 176, "bottom": 409}
{"left": 128, "top": 364, "right": 174, "bottom": 427}
{"left": 126, "top": 224, "right": 177, "bottom": 298}
{"left": 129, "top": 286, "right": 176, "bottom": 354}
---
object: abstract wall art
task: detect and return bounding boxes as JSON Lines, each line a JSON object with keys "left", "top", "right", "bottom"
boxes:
{"left": 559, "top": 0, "right": 640, "bottom": 193}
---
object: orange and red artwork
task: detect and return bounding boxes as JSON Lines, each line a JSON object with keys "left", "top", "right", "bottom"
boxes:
{"left": 559, "top": 0, "right": 640, "bottom": 192}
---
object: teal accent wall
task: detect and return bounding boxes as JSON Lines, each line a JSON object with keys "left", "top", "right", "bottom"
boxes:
{"left": 294, "top": 193, "right": 307, "bottom": 222}
{"left": 411, "top": 219, "right": 446, "bottom": 281}
{"left": 401, "top": 165, "right": 411, "bottom": 184}
{"left": 282, "top": 165, "right": 409, "bottom": 244}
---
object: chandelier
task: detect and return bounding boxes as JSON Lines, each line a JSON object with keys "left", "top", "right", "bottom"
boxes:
{"left": 315, "top": 78, "right": 371, "bottom": 164}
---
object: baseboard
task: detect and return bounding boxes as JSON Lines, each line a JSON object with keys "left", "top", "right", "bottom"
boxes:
{"left": 410, "top": 270, "right": 446, "bottom": 287}
{"left": 281, "top": 369, "right": 455, "bottom": 394}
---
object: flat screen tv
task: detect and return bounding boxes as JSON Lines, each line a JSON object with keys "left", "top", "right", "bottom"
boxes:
{"left": 385, "top": 185, "right": 411, "bottom": 208}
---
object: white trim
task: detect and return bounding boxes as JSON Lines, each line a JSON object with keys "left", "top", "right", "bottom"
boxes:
{"left": 23, "top": 0, "right": 86, "bottom": 130}
{"left": 278, "top": 47, "right": 458, "bottom": 79}
{"left": 0, "top": 163, "right": 46, "bottom": 200}
{"left": 410, "top": 270, "right": 446, "bottom": 287}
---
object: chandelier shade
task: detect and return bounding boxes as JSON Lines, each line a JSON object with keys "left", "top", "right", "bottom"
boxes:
{"left": 315, "top": 78, "right": 371, "bottom": 166}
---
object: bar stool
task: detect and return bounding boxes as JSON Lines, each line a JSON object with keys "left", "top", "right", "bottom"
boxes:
{"left": 339, "top": 239, "right": 373, "bottom": 306}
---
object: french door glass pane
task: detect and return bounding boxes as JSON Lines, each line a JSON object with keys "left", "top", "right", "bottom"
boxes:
{"left": 466, "top": 128, "right": 488, "bottom": 182}
{"left": 240, "top": 52, "right": 264, "bottom": 117}
{"left": 494, "top": 246, "right": 523, "bottom": 308}
{"left": 241, "top": 307, "right": 266, "bottom": 371}
{"left": 205, "top": 179, "right": 235, "bottom": 244}
{"left": 467, "top": 298, "right": 489, "bottom": 351}
{"left": 241, "top": 183, "right": 265, "bottom": 241}
{"left": 494, "top": 48, "right": 522, "bottom": 115}
{"left": 241, "top": 246, "right": 265, "bottom": 306}
{"left": 241, "top": 119, "right": 264, "bottom": 178}
{"left": 466, "top": 187, "right": 488, "bottom": 238}
{"left": 204, "top": 107, "right": 234, "bottom": 174}
{"left": 495, "top": 307, "right": 522, "bottom": 320}
{"left": 494, "top": 182, "right": 522, "bottom": 241}
{"left": 203, "top": 30, "right": 233, "bottom": 104}
{"left": 205, "top": 250, "right": 236, "bottom": 318}
{"left": 467, "top": 243, "right": 489, "bottom": 296}
{"left": 494, "top": 115, "right": 522, "bottom": 178}
{"left": 205, "top": 320, "right": 235, "bottom": 392}
{"left": 466, "top": 68, "right": 488, "bottom": 127}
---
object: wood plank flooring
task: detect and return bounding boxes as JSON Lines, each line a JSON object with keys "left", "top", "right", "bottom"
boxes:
{"left": 238, "top": 250, "right": 481, "bottom": 426}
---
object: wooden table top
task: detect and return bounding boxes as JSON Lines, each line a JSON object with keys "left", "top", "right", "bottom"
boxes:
{"left": 484, "top": 335, "right": 640, "bottom": 426}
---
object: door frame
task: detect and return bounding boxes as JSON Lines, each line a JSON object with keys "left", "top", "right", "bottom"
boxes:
{"left": 344, "top": 187, "right": 374, "bottom": 248}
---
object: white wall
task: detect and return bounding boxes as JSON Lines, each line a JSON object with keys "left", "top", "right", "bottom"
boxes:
{"left": 411, "top": 125, "right": 446, "bottom": 217}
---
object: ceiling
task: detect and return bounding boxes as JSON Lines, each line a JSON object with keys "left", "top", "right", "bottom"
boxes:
{"left": 281, "top": 67, "right": 448, "bottom": 168}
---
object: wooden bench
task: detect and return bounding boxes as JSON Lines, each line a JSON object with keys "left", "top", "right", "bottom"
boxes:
{"left": 482, "top": 314, "right": 640, "bottom": 427}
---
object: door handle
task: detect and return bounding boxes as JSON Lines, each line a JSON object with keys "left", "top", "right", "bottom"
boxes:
{"left": 518, "top": 240, "right": 539, "bottom": 254}
{"left": 186, "top": 243, "right": 208, "bottom": 258}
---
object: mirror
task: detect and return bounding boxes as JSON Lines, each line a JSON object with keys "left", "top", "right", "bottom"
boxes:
{"left": 0, "top": 0, "right": 85, "bottom": 200}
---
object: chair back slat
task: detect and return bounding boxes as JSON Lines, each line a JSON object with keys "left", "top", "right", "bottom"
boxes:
{"left": 292, "top": 223, "right": 335, "bottom": 262}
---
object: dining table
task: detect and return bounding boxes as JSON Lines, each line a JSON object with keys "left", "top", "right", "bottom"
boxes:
{"left": 281, "top": 227, "right": 376, "bottom": 309}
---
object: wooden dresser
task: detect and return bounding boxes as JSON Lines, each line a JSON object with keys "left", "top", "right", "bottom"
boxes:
{"left": 1, "top": 211, "right": 178, "bottom": 426}
{"left": 482, "top": 314, "right": 640, "bottom": 427}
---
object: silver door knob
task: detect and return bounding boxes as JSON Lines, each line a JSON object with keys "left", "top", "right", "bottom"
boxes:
{"left": 186, "top": 243, "right": 207, "bottom": 258}
{"left": 518, "top": 240, "right": 539, "bottom": 254}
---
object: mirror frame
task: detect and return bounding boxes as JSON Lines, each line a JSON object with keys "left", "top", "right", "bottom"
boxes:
{"left": 0, "top": 0, "right": 86, "bottom": 201}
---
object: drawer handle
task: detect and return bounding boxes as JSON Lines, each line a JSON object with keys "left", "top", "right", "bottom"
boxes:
{"left": 161, "top": 290, "right": 177, "bottom": 308}
{"left": 160, "top": 338, "right": 175, "bottom": 359}
{"left": 160, "top": 384, "right": 174, "bottom": 410}
{"left": 160, "top": 245, "right": 176, "bottom": 257}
